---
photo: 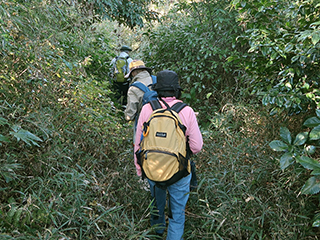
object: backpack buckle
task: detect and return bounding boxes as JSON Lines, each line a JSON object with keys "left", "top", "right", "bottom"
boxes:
{"left": 143, "top": 126, "right": 149, "bottom": 137}
{"left": 143, "top": 122, "right": 149, "bottom": 137}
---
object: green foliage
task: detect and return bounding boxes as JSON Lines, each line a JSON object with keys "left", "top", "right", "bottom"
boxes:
{"left": 269, "top": 110, "right": 320, "bottom": 227}
{"left": 0, "top": 0, "right": 152, "bottom": 238}
{"left": 188, "top": 103, "right": 320, "bottom": 239}
{"left": 0, "top": 159, "right": 22, "bottom": 184}
{"left": 9, "top": 125, "right": 43, "bottom": 147}
{"left": 2, "top": 0, "right": 320, "bottom": 238}
{"left": 232, "top": 0, "right": 320, "bottom": 228}
{"left": 231, "top": 0, "right": 320, "bottom": 115}
{"left": 141, "top": 0, "right": 247, "bottom": 115}
{"left": 75, "top": 0, "right": 160, "bottom": 29}
{"left": 0, "top": 162, "right": 157, "bottom": 239}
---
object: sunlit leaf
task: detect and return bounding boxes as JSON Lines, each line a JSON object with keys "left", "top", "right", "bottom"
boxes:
{"left": 312, "top": 213, "right": 320, "bottom": 227}
{"left": 297, "top": 30, "right": 313, "bottom": 42}
{"left": 311, "top": 32, "right": 320, "bottom": 45}
{"left": 293, "top": 132, "right": 308, "bottom": 146}
{"left": 269, "top": 140, "right": 288, "bottom": 151}
{"left": 301, "top": 176, "right": 320, "bottom": 195}
{"left": 10, "top": 127, "right": 43, "bottom": 147}
{"left": 280, "top": 127, "right": 291, "bottom": 144}
{"left": 303, "top": 116, "right": 320, "bottom": 128}
{"left": 280, "top": 152, "right": 294, "bottom": 170}
{"left": 310, "top": 21, "right": 320, "bottom": 27}
{"left": 296, "top": 156, "right": 320, "bottom": 171}
{"left": 313, "top": 218, "right": 320, "bottom": 227}
{"left": 305, "top": 145, "right": 316, "bottom": 155}
{"left": 309, "top": 125, "right": 320, "bottom": 140}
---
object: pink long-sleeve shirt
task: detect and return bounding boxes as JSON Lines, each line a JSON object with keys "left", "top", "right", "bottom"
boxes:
{"left": 134, "top": 97, "right": 203, "bottom": 176}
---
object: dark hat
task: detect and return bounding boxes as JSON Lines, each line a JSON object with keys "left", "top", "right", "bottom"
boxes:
{"left": 124, "top": 60, "right": 152, "bottom": 78}
{"left": 120, "top": 45, "right": 132, "bottom": 51}
{"left": 153, "top": 70, "right": 183, "bottom": 92}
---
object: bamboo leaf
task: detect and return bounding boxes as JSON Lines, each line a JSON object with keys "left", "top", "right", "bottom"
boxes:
{"left": 0, "top": 117, "right": 9, "bottom": 126}
{"left": 297, "top": 30, "right": 313, "bottom": 42}
{"left": 311, "top": 32, "right": 320, "bottom": 45}
{"left": 10, "top": 127, "right": 43, "bottom": 147}
{"left": 0, "top": 134, "right": 10, "bottom": 143}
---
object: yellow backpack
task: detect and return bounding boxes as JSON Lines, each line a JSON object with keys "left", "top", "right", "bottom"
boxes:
{"left": 114, "top": 56, "right": 129, "bottom": 82}
{"left": 136, "top": 100, "right": 191, "bottom": 188}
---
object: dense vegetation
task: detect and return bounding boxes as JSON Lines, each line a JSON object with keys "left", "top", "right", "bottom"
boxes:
{"left": 1, "top": 0, "right": 320, "bottom": 239}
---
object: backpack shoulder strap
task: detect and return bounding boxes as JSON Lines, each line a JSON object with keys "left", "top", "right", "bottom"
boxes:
{"left": 147, "top": 76, "right": 157, "bottom": 88}
{"left": 150, "top": 100, "right": 162, "bottom": 111}
{"left": 171, "top": 102, "right": 187, "bottom": 113}
{"left": 171, "top": 102, "right": 187, "bottom": 134}
{"left": 124, "top": 56, "right": 129, "bottom": 64}
{"left": 151, "top": 75, "right": 157, "bottom": 84}
{"left": 130, "top": 81, "right": 150, "bottom": 93}
{"left": 113, "top": 56, "right": 119, "bottom": 66}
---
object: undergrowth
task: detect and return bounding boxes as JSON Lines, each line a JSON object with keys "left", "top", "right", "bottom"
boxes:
{"left": 184, "top": 103, "right": 320, "bottom": 239}
{"left": 2, "top": 86, "right": 320, "bottom": 239}
{"left": 1, "top": 1, "right": 320, "bottom": 239}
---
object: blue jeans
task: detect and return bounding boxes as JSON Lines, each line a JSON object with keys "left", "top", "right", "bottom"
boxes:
{"left": 148, "top": 173, "right": 191, "bottom": 240}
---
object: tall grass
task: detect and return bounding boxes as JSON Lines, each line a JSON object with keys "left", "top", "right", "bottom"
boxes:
{"left": 183, "top": 104, "right": 320, "bottom": 239}
{"left": 1, "top": 1, "right": 320, "bottom": 239}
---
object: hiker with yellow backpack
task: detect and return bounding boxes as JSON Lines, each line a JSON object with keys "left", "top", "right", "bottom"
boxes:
{"left": 110, "top": 45, "right": 133, "bottom": 105}
{"left": 134, "top": 70, "right": 203, "bottom": 239}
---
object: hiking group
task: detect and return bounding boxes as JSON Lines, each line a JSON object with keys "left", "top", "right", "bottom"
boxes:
{"left": 110, "top": 45, "right": 203, "bottom": 239}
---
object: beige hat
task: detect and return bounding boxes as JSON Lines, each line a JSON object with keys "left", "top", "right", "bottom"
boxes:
{"left": 124, "top": 59, "right": 152, "bottom": 78}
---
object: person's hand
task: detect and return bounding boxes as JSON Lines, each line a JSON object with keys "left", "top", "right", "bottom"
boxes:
{"left": 125, "top": 115, "right": 131, "bottom": 121}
